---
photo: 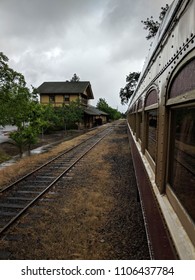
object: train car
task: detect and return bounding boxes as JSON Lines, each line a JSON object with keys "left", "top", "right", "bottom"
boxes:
{"left": 127, "top": 0, "right": 195, "bottom": 259}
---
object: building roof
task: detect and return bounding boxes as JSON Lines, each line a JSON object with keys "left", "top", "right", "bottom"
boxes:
{"left": 37, "top": 81, "right": 94, "bottom": 99}
{"left": 84, "top": 105, "right": 108, "bottom": 116}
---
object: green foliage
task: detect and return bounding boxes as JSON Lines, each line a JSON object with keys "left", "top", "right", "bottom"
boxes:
{"left": 32, "top": 103, "right": 59, "bottom": 132}
{"left": 119, "top": 72, "right": 140, "bottom": 105}
{"left": 58, "top": 99, "right": 84, "bottom": 130}
{"left": 70, "top": 73, "right": 80, "bottom": 82}
{"left": 96, "top": 98, "right": 121, "bottom": 120}
{"left": 96, "top": 98, "right": 109, "bottom": 113}
{"left": 9, "top": 130, "right": 28, "bottom": 156}
{"left": 141, "top": 4, "right": 169, "bottom": 40}
{"left": 0, "top": 52, "right": 28, "bottom": 126}
{"left": 159, "top": 4, "right": 169, "bottom": 21}
{"left": 0, "top": 52, "right": 52, "bottom": 154}
{"left": 9, "top": 125, "right": 39, "bottom": 156}
{"left": 0, "top": 150, "right": 10, "bottom": 163}
{"left": 119, "top": 5, "right": 169, "bottom": 106}
{"left": 0, "top": 52, "right": 26, "bottom": 91}
{"left": 141, "top": 17, "right": 160, "bottom": 40}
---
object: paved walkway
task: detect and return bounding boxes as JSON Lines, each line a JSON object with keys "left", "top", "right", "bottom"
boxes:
{"left": 0, "top": 126, "right": 16, "bottom": 143}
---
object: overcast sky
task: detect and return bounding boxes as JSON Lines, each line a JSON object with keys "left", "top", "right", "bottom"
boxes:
{"left": 0, "top": 0, "right": 173, "bottom": 112}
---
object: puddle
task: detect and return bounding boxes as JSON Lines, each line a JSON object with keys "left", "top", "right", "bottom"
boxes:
{"left": 0, "top": 143, "right": 57, "bottom": 170}
{"left": 0, "top": 130, "right": 85, "bottom": 170}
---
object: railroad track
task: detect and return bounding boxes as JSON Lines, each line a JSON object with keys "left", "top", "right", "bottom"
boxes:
{"left": 0, "top": 126, "right": 113, "bottom": 236}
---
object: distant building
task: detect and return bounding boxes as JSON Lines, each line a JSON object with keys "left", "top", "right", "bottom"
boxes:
{"left": 84, "top": 105, "right": 109, "bottom": 128}
{"left": 37, "top": 81, "right": 94, "bottom": 107}
{"left": 37, "top": 81, "right": 108, "bottom": 128}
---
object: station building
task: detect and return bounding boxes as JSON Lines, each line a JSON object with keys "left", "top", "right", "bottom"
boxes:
{"left": 37, "top": 81, "right": 108, "bottom": 128}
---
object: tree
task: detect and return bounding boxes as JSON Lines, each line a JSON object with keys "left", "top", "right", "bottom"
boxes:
{"left": 96, "top": 98, "right": 121, "bottom": 120}
{"left": 0, "top": 52, "right": 52, "bottom": 155}
{"left": 96, "top": 98, "right": 109, "bottom": 113}
{"left": 9, "top": 126, "right": 39, "bottom": 156}
{"left": 119, "top": 72, "right": 140, "bottom": 105}
{"left": 37, "top": 104, "right": 60, "bottom": 134}
{"left": 141, "top": 4, "right": 169, "bottom": 40}
{"left": 119, "top": 5, "right": 169, "bottom": 106}
{"left": 57, "top": 99, "right": 84, "bottom": 131}
{"left": 7, "top": 95, "right": 45, "bottom": 156}
{"left": 70, "top": 73, "right": 80, "bottom": 82}
{"left": 0, "top": 52, "right": 27, "bottom": 126}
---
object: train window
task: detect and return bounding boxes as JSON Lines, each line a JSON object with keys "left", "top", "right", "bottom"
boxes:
{"left": 132, "top": 114, "right": 136, "bottom": 134}
{"left": 169, "top": 58, "right": 195, "bottom": 99}
{"left": 145, "top": 89, "right": 158, "bottom": 107}
{"left": 137, "top": 112, "right": 143, "bottom": 141}
{"left": 146, "top": 109, "right": 158, "bottom": 162}
{"left": 137, "top": 99, "right": 143, "bottom": 141}
{"left": 168, "top": 106, "right": 195, "bottom": 223}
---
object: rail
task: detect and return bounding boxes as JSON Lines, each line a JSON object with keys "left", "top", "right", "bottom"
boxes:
{"left": 0, "top": 126, "right": 113, "bottom": 236}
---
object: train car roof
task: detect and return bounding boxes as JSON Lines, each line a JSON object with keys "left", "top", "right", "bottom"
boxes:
{"left": 128, "top": 0, "right": 185, "bottom": 108}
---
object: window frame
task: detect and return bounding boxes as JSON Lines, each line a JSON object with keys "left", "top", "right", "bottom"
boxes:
{"left": 49, "top": 95, "right": 55, "bottom": 103}
{"left": 165, "top": 55, "right": 195, "bottom": 246}
{"left": 144, "top": 107, "right": 158, "bottom": 171}
{"left": 166, "top": 102, "right": 195, "bottom": 246}
{"left": 64, "top": 95, "right": 70, "bottom": 104}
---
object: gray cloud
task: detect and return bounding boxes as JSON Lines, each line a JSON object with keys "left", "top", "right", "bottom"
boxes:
{"left": 0, "top": 0, "right": 173, "bottom": 112}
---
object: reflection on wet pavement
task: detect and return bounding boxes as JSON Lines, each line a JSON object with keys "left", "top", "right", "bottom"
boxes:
{"left": 0, "top": 143, "right": 55, "bottom": 170}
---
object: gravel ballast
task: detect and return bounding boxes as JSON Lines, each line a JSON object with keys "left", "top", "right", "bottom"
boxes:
{"left": 0, "top": 123, "right": 150, "bottom": 259}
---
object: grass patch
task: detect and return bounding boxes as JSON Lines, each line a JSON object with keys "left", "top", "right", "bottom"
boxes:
{"left": 0, "top": 149, "right": 11, "bottom": 163}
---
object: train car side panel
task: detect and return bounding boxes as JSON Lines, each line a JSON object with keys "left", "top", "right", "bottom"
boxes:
{"left": 127, "top": 0, "right": 195, "bottom": 259}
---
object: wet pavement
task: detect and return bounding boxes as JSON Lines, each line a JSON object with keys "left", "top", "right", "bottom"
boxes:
{"left": 0, "top": 126, "right": 16, "bottom": 144}
{"left": 0, "top": 142, "right": 57, "bottom": 170}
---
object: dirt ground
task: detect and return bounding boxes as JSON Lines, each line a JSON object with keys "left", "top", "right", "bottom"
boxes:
{"left": 0, "top": 123, "right": 150, "bottom": 260}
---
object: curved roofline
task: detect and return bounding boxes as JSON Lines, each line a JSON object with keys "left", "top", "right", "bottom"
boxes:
{"left": 129, "top": 0, "right": 186, "bottom": 104}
